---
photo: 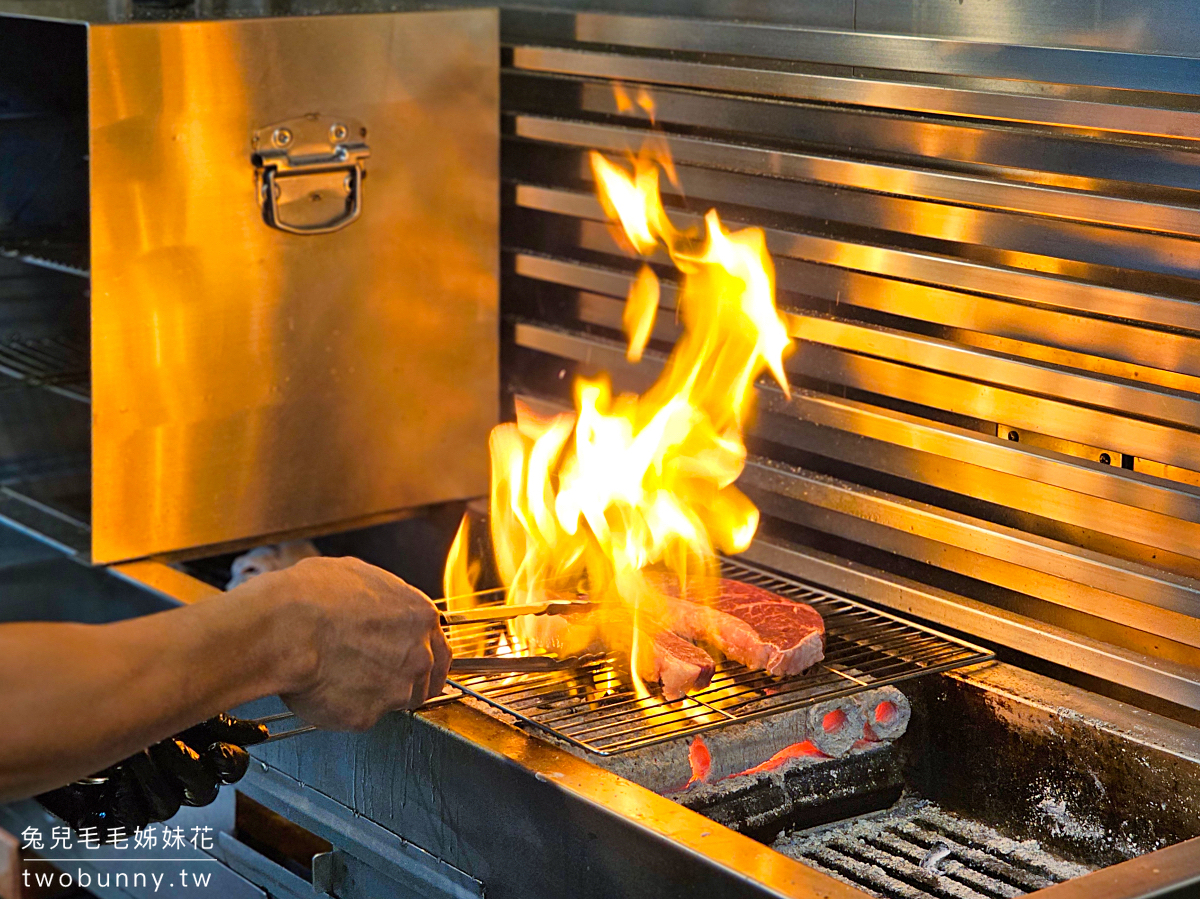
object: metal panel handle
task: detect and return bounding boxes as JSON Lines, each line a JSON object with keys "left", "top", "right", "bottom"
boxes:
{"left": 262, "top": 165, "right": 363, "bottom": 236}
{"left": 252, "top": 115, "right": 370, "bottom": 236}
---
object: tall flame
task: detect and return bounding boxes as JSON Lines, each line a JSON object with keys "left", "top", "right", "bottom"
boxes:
{"left": 444, "top": 137, "right": 792, "bottom": 695}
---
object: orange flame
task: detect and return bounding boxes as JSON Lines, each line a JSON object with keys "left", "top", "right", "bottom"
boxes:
{"left": 444, "top": 136, "right": 792, "bottom": 696}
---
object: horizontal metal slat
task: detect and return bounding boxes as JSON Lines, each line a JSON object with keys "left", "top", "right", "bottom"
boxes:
{"left": 555, "top": 149, "right": 1200, "bottom": 284}
{"left": 752, "top": 401, "right": 1200, "bottom": 566}
{"left": 855, "top": 0, "right": 1200, "bottom": 59}
{"left": 501, "top": 0, "right": 855, "bottom": 30}
{"left": 740, "top": 536, "right": 1200, "bottom": 712}
{"left": 797, "top": 341, "right": 1200, "bottom": 472}
{"left": 513, "top": 184, "right": 1200, "bottom": 336}
{"left": 514, "top": 115, "right": 1200, "bottom": 239}
{"left": 515, "top": 219, "right": 1200, "bottom": 392}
{"left": 510, "top": 310, "right": 1200, "bottom": 566}
{"left": 796, "top": 316, "right": 1200, "bottom": 430}
{"left": 504, "top": 10, "right": 1200, "bottom": 95}
{"left": 741, "top": 459, "right": 1200, "bottom": 646}
{"left": 759, "top": 388, "right": 1200, "bottom": 528}
{"left": 512, "top": 47, "right": 1200, "bottom": 142}
{"left": 508, "top": 73, "right": 1200, "bottom": 197}
{"left": 771, "top": 260, "right": 1200, "bottom": 393}
{"left": 511, "top": 255, "right": 1200, "bottom": 467}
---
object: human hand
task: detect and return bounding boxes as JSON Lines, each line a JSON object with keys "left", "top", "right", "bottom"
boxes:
{"left": 249, "top": 557, "right": 451, "bottom": 731}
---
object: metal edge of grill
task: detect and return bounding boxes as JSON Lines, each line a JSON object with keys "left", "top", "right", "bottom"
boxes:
{"left": 445, "top": 558, "right": 994, "bottom": 755}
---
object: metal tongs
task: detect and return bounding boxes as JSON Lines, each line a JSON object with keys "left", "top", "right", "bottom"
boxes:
{"left": 441, "top": 597, "right": 597, "bottom": 672}
{"left": 441, "top": 597, "right": 596, "bottom": 627}
{"left": 249, "top": 597, "right": 598, "bottom": 742}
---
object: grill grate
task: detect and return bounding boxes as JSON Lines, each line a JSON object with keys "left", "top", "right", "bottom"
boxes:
{"left": 0, "top": 335, "right": 89, "bottom": 401}
{"left": 0, "top": 239, "right": 90, "bottom": 278}
{"left": 774, "top": 801, "right": 1093, "bottom": 899}
{"left": 446, "top": 560, "right": 992, "bottom": 755}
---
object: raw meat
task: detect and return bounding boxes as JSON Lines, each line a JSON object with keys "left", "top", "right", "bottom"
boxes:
{"left": 636, "top": 627, "right": 716, "bottom": 700}
{"left": 664, "top": 579, "right": 824, "bottom": 676}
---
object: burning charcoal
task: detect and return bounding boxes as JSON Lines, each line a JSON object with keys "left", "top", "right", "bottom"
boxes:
{"left": 685, "top": 736, "right": 712, "bottom": 787}
{"left": 804, "top": 697, "right": 867, "bottom": 758}
{"left": 855, "top": 686, "right": 912, "bottom": 742}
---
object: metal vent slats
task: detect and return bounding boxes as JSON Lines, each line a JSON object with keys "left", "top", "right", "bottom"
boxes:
{"left": 497, "top": 8, "right": 1200, "bottom": 712}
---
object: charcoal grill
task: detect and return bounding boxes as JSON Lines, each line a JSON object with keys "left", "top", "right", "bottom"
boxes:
{"left": 2, "top": 1, "right": 1200, "bottom": 898}
{"left": 447, "top": 560, "right": 991, "bottom": 754}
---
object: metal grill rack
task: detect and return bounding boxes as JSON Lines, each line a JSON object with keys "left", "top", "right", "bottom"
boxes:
{"left": 0, "top": 239, "right": 89, "bottom": 279}
{"left": 446, "top": 560, "right": 993, "bottom": 755}
{"left": 0, "top": 451, "right": 91, "bottom": 556}
{"left": 774, "top": 800, "right": 1093, "bottom": 899}
{"left": 0, "top": 335, "right": 89, "bottom": 402}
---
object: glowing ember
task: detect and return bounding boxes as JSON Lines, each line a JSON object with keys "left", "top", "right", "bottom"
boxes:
{"left": 685, "top": 735, "right": 712, "bottom": 787}
{"left": 684, "top": 735, "right": 830, "bottom": 788}
{"left": 875, "top": 700, "right": 898, "bottom": 725}
{"left": 729, "top": 741, "right": 826, "bottom": 780}
{"left": 822, "top": 708, "right": 848, "bottom": 735}
{"left": 862, "top": 700, "right": 898, "bottom": 741}
{"left": 443, "top": 122, "right": 792, "bottom": 695}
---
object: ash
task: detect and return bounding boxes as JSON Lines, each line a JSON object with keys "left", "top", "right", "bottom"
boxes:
{"left": 774, "top": 799, "right": 1094, "bottom": 899}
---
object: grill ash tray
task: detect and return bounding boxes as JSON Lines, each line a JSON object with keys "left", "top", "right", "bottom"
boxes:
{"left": 446, "top": 560, "right": 991, "bottom": 755}
{"left": 775, "top": 800, "right": 1094, "bottom": 899}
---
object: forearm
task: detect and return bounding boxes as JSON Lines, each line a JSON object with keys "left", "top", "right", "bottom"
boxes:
{"left": 0, "top": 582, "right": 314, "bottom": 802}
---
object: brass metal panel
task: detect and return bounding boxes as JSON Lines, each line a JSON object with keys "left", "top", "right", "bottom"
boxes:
{"left": 109, "top": 560, "right": 221, "bottom": 605}
{"left": 87, "top": 11, "right": 499, "bottom": 562}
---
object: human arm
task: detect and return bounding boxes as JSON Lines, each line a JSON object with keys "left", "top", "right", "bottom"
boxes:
{"left": 0, "top": 556, "right": 450, "bottom": 802}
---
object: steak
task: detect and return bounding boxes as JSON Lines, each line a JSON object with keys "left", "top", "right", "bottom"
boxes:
{"left": 636, "top": 628, "right": 716, "bottom": 701}
{"left": 665, "top": 579, "right": 825, "bottom": 676}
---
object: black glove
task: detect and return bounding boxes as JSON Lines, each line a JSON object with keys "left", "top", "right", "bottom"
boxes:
{"left": 37, "top": 713, "right": 269, "bottom": 834}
